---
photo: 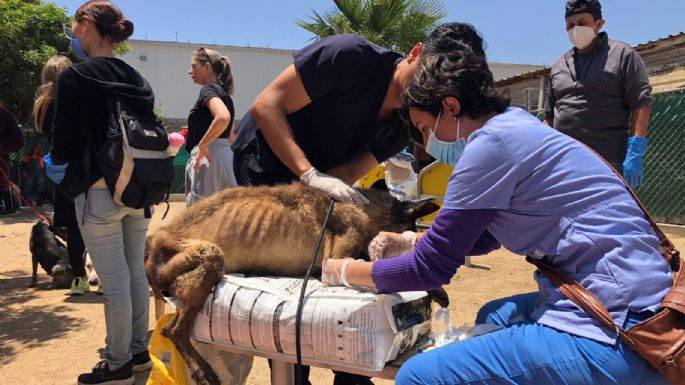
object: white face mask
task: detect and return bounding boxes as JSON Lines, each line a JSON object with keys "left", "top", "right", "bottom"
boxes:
{"left": 567, "top": 25, "right": 597, "bottom": 49}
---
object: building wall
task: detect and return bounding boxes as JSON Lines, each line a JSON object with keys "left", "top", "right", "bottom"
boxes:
{"left": 639, "top": 43, "right": 685, "bottom": 93}
{"left": 119, "top": 39, "right": 543, "bottom": 128}
{"left": 499, "top": 76, "right": 547, "bottom": 113}
{"left": 119, "top": 40, "right": 294, "bottom": 126}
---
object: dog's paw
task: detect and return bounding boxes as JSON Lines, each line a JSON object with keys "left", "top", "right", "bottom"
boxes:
{"left": 28, "top": 279, "right": 37, "bottom": 288}
{"left": 427, "top": 287, "right": 450, "bottom": 308}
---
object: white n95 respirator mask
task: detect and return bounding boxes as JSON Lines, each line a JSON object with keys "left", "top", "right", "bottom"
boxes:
{"left": 568, "top": 26, "right": 596, "bottom": 49}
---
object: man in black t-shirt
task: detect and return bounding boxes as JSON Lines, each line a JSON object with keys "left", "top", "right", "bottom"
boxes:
{"left": 233, "top": 23, "right": 488, "bottom": 205}
{"left": 232, "top": 34, "right": 418, "bottom": 205}
{"left": 231, "top": 24, "right": 486, "bottom": 385}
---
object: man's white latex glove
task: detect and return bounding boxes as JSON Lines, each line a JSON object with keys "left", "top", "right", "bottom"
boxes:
{"left": 368, "top": 231, "right": 416, "bottom": 260}
{"left": 322, "top": 258, "right": 365, "bottom": 288}
{"left": 300, "top": 167, "right": 369, "bottom": 205}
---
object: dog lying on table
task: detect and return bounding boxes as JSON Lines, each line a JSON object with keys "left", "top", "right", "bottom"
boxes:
{"left": 144, "top": 183, "right": 443, "bottom": 385}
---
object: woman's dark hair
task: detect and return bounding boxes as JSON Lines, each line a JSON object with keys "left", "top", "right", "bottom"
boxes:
{"left": 422, "top": 22, "right": 486, "bottom": 60}
{"left": 192, "top": 47, "right": 235, "bottom": 95}
{"left": 403, "top": 42, "right": 510, "bottom": 143}
{"left": 75, "top": 0, "right": 134, "bottom": 43}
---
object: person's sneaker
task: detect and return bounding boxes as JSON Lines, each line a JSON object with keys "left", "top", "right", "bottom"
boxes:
{"left": 77, "top": 360, "right": 134, "bottom": 385}
{"left": 70, "top": 277, "right": 90, "bottom": 296}
{"left": 130, "top": 350, "right": 152, "bottom": 372}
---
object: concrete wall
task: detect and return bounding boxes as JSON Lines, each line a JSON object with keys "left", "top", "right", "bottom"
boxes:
{"left": 119, "top": 40, "right": 542, "bottom": 128}
{"left": 119, "top": 40, "right": 294, "bottom": 126}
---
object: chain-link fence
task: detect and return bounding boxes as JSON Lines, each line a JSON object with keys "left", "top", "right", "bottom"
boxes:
{"left": 636, "top": 89, "right": 685, "bottom": 224}
{"left": 536, "top": 89, "right": 685, "bottom": 224}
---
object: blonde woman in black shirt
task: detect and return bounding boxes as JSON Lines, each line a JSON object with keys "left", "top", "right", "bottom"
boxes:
{"left": 185, "top": 47, "right": 237, "bottom": 206}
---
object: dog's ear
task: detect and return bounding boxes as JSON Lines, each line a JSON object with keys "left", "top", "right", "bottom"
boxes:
{"left": 403, "top": 199, "right": 440, "bottom": 221}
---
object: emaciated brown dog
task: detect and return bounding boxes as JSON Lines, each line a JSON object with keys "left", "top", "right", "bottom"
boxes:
{"left": 145, "top": 183, "right": 440, "bottom": 385}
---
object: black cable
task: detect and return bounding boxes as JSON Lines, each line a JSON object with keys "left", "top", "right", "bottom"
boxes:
{"left": 295, "top": 197, "right": 335, "bottom": 385}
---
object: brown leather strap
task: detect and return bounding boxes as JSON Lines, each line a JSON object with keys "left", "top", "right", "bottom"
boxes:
{"left": 527, "top": 257, "right": 617, "bottom": 331}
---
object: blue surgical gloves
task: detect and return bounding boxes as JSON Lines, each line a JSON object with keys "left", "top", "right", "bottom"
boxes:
{"left": 622, "top": 136, "right": 648, "bottom": 189}
{"left": 43, "top": 153, "right": 69, "bottom": 184}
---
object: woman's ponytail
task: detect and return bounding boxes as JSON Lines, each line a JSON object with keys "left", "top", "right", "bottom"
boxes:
{"left": 218, "top": 56, "right": 234, "bottom": 96}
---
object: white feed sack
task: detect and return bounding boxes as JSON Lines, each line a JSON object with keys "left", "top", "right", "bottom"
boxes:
{"left": 191, "top": 275, "right": 432, "bottom": 371}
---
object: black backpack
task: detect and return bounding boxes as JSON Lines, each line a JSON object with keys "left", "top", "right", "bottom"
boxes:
{"left": 95, "top": 95, "right": 174, "bottom": 218}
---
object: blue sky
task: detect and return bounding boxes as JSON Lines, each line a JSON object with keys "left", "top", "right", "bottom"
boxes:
{"left": 51, "top": 0, "right": 685, "bottom": 65}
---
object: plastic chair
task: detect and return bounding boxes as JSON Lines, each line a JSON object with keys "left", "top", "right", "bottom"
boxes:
{"left": 357, "top": 164, "right": 386, "bottom": 190}
{"left": 416, "top": 161, "right": 490, "bottom": 270}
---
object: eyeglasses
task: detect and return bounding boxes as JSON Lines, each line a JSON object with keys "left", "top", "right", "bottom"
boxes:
{"left": 63, "top": 23, "right": 75, "bottom": 39}
{"left": 196, "top": 47, "right": 209, "bottom": 57}
{"left": 398, "top": 105, "right": 424, "bottom": 145}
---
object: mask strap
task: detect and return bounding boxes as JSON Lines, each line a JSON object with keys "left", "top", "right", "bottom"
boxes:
{"left": 432, "top": 109, "right": 442, "bottom": 134}
{"left": 456, "top": 116, "right": 461, "bottom": 140}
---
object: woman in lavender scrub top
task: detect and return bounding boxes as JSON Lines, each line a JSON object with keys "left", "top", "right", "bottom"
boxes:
{"left": 322, "top": 27, "right": 671, "bottom": 385}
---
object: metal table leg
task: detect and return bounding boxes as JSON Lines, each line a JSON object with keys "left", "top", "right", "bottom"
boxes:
{"left": 270, "top": 360, "right": 295, "bottom": 385}
{"left": 464, "top": 256, "right": 491, "bottom": 270}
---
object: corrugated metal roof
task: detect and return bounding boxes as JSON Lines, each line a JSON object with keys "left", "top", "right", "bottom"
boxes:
{"left": 495, "top": 67, "right": 551, "bottom": 87}
{"left": 635, "top": 32, "right": 685, "bottom": 53}
{"left": 496, "top": 32, "right": 685, "bottom": 87}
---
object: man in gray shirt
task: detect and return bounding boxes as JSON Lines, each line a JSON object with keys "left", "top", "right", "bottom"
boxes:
{"left": 544, "top": 0, "right": 652, "bottom": 189}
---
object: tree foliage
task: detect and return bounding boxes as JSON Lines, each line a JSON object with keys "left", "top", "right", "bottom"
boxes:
{"left": 0, "top": 0, "right": 70, "bottom": 123}
{"left": 297, "top": 0, "right": 447, "bottom": 54}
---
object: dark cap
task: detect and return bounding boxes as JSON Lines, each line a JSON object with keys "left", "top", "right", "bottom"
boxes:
{"left": 565, "top": 0, "right": 602, "bottom": 19}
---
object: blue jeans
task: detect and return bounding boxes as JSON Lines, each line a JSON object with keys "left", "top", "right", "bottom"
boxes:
{"left": 75, "top": 185, "right": 151, "bottom": 369}
{"left": 396, "top": 292, "right": 668, "bottom": 385}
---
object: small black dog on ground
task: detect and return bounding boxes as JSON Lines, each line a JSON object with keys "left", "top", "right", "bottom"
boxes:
{"left": 29, "top": 220, "right": 73, "bottom": 288}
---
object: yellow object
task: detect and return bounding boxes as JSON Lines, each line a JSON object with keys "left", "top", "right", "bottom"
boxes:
{"left": 416, "top": 161, "right": 454, "bottom": 228}
{"left": 146, "top": 314, "right": 190, "bottom": 385}
{"left": 357, "top": 164, "right": 386, "bottom": 190}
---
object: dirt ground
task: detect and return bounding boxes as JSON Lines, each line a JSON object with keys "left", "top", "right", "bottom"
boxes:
{"left": 1, "top": 203, "right": 682, "bottom": 385}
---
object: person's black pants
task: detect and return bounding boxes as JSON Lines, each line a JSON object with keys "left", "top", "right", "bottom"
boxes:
{"left": 0, "top": 190, "right": 14, "bottom": 213}
{"left": 67, "top": 225, "right": 86, "bottom": 277}
{"left": 232, "top": 138, "right": 296, "bottom": 187}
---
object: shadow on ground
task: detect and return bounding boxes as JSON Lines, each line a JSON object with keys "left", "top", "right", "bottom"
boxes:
{"left": 0, "top": 272, "right": 83, "bottom": 366}
{"left": 0, "top": 207, "right": 53, "bottom": 226}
